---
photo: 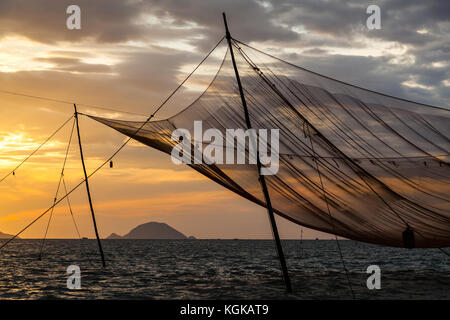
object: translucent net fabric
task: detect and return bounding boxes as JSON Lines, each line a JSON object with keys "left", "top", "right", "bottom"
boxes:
{"left": 89, "top": 40, "right": 450, "bottom": 248}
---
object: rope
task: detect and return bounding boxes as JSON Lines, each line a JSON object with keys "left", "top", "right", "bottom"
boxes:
{"left": 307, "top": 126, "right": 356, "bottom": 299}
{"left": 38, "top": 117, "right": 75, "bottom": 259}
{"left": 0, "top": 35, "right": 225, "bottom": 251}
{"left": 234, "top": 38, "right": 450, "bottom": 265}
{"left": 62, "top": 176, "right": 93, "bottom": 266}
{"left": 79, "top": 36, "right": 225, "bottom": 165}
{"left": 438, "top": 248, "right": 450, "bottom": 258}
{"left": 142, "top": 36, "right": 225, "bottom": 119}
{"left": 62, "top": 178, "right": 81, "bottom": 239}
{"left": 232, "top": 39, "right": 450, "bottom": 113}
{"left": 234, "top": 38, "right": 413, "bottom": 229}
{"left": 0, "top": 115, "right": 74, "bottom": 183}
{"left": 234, "top": 39, "right": 355, "bottom": 297}
{"left": 0, "top": 89, "right": 150, "bottom": 118}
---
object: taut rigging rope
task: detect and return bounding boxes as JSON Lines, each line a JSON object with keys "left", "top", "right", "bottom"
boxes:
{"left": 0, "top": 115, "right": 74, "bottom": 183}
{"left": 38, "top": 117, "right": 76, "bottom": 259}
{"left": 0, "top": 89, "right": 150, "bottom": 118}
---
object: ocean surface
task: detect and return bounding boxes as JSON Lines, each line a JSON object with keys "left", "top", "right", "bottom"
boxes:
{"left": 0, "top": 239, "right": 448, "bottom": 299}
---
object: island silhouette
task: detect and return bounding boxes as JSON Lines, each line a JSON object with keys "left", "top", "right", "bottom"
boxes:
{"left": 106, "top": 222, "right": 195, "bottom": 240}
{"left": 0, "top": 231, "right": 19, "bottom": 239}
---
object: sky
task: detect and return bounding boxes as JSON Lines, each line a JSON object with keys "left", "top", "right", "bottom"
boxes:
{"left": 0, "top": 0, "right": 449, "bottom": 239}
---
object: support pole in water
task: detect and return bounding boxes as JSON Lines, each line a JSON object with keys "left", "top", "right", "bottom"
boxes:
{"left": 222, "top": 12, "right": 292, "bottom": 293}
{"left": 74, "top": 104, "right": 106, "bottom": 267}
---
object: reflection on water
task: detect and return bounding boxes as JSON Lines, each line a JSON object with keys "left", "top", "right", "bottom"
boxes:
{"left": 0, "top": 239, "right": 448, "bottom": 299}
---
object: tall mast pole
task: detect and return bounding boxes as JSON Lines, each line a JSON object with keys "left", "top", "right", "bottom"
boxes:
{"left": 222, "top": 12, "right": 292, "bottom": 293}
{"left": 74, "top": 104, "right": 106, "bottom": 267}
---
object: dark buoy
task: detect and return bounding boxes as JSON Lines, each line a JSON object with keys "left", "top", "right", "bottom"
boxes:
{"left": 12, "top": 171, "right": 15, "bottom": 176}
{"left": 402, "top": 226, "right": 415, "bottom": 249}
{"left": 109, "top": 160, "right": 113, "bottom": 168}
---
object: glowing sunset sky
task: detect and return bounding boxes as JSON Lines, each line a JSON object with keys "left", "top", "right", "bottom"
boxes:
{"left": 0, "top": 0, "right": 448, "bottom": 239}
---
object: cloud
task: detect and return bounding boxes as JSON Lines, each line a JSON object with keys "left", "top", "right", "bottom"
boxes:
{"left": 0, "top": 0, "right": 147, "bottom": 44}
{"left": 0, "top": 0, "right": 448, "bottom": 108}
{"left": 33, "top": 56, "right": 113, "bottom": 73}
{"left": 0, "top": 0, "right": 448, "bottom": 239}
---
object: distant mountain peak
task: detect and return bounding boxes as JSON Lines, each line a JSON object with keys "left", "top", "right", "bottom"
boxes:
{"left": 0, "top": 231, "right": 19, "bottom": 239}
{"left": 106, "top": 222, "right": 195, "bottom": 240}
{"left": 107, "top": 233, "right": 122, "bottom": 239}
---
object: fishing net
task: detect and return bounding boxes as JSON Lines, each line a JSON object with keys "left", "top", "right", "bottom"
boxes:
{"left": 89, "top": 39, "right": 450, "bottom": 248}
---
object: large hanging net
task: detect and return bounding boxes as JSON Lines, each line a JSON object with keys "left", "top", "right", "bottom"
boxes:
{"left": 89, "top": 39, "right": 450, "bottom": 248}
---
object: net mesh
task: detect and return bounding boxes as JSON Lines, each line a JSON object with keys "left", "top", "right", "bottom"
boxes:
{"left": 89, "top": 40, "right": 450, "bottom": 248}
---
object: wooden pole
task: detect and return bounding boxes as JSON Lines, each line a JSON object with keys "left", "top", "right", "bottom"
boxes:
{"left": 222, "top": 12, "right": 292, "bottom": 293}
{"left": 74, "top": 104, "right": 106, "bottom": 267}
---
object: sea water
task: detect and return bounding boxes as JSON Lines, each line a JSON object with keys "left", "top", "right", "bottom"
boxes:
{"left": 0, "top": 239, "right": 448, "bottom": 299}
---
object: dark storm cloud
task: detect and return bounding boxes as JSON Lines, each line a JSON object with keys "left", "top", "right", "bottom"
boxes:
{"left": 287, "top": 52, "right": 450, "bottom": 107}
{"left": 0, "top": 0, "right": 447, "bottom": 47}
{"left": 263, "top": 0, "right": 449, "bottom": 46}
{"left": 141, "top": 0, "right": 300, "bottom": 49}
{"left": 0, "top": 0, "right": 448, "bottom": 107}
{"left": 291, "top": 54, "right": 437, "bottom": 103}
{"left": 0, "top": 0, "right": 146, "bottom": 43}
{"left": 0, "top": 0, "right": 298, "bottom": 46}
{"left": 269, "top": 0, "right": 366, "bottom": 37}
{"left": 257, "top": 0, "right": 450, "bottom": 107}
{"left": 373, "top": 0, "right": 450, "bottom": 45}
